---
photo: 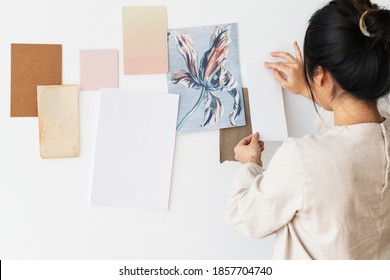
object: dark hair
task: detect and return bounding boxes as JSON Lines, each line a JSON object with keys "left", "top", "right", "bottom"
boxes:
{"left": 303, "top": 0, "right": 390, "bottom": 102}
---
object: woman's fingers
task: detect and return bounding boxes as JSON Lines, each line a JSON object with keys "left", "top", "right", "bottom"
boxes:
{"left": 264, "top": 61, "right": 291, "bottom": 74}
{"left": 271, "top": 43, "right": 303, "bottom": 62}
{"left": 271, "top": 51, "right": 296, "bottom": 63}
{"left": 238, "top": 133, "right": 254, "bottom": 145}
{"left": 264, "top": 42, "right": 308, "bottom": 96}
{"left": 259, "top": 141, "right": 265, "bottom": 147}
{"left": 264, "top": 62, "right": 291, "bottom": 87}
{"left": 294, "top": 41, "right": 303, "bottom": 62}
{"left": 238, "top": 133, "right": 263, "bottom": 147}
{"left": 273, "top": 69, "right": 288, "bottom": 88}
{"left": 260, "top": 146, "right": 265, "bottom": 152}
{"left": 234, "top": 132, "right": 263, "bottom": 166}
{"left": 251, "top": 132, "right": 260, "bottom": 143}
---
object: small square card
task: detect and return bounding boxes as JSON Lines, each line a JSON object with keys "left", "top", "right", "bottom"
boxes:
{"left": 80, "top": 49, "right": 118, "bottom": 91}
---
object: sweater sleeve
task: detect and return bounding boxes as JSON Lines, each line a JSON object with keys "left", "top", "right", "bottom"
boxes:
{"left": 226, "top": 139, "right": 304, "bottom": 238}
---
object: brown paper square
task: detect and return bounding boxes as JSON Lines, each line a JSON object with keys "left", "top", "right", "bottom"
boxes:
{"left": 219, "top": 88, "right": 252, "bottom": 163}
{"left": 11, "top": 44, "right": 62, "bottom": 117}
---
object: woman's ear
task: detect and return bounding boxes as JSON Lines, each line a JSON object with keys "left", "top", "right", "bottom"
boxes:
{"left": 313, "top": 66, "right": 324, "bottom": 86}
{"left": 313, "top": 67, "right": 334, "bottom": 90}
{"left": 311, "top": 67, "right": 336, "bottom": 110}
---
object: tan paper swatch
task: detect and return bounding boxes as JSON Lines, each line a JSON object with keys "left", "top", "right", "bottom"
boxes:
{"left": 11, "top": 44, "right": 62, "bottom": 117}
{"left": 122, "top": 6, "right": 168, "bottom": 74}
{"left": 219, "top": 88, "right": 252, "bottom": 163}
{"left": 37, "top": 85, "right": 80, "bottom": 159}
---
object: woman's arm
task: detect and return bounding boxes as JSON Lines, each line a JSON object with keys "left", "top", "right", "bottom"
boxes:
{"left": 226, "top": 139, "right": 304, "bottom": 238}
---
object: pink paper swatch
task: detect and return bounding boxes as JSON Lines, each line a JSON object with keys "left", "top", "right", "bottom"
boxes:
{"left": 122, "top": 6, "right": 168, "bottom": 74}
{"left": 80, "top": 49, "right": 119, "bottom": 91}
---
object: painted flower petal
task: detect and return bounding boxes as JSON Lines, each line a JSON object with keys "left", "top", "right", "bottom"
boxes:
{"left": 171, "top": 70, "right": 201, "bottom": 90}
{"left": 227, "top": 88, "right": 242, "bottom": 126}
{"left": 205, "top": 67, "right": 227, "bottom": 91}
{"left": 199, "top": 26, "right": 231, "bottom": 86}
{"left": 168, "top": 31, "right": 199, "bottom": 80}
{"left": 202, "top": 91, "right": 224, "bottom": 127}
{"left": 223, "top": 70, "right": 242, "bottom": 126}
{"left": 221, "top": 69, "right": 238, "bottom": 90}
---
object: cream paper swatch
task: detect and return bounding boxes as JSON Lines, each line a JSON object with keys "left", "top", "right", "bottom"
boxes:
{"left": 37, "top": 85, "right": 80, "bottom": 159}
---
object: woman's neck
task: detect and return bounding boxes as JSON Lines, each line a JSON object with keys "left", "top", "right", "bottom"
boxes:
{"left": 333, "top": 97, "right": 384, "bottom": 126}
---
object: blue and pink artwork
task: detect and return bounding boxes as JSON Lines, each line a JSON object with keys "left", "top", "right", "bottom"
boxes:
{"left": 168, "top": 23, "right": 245, "bottom": 134}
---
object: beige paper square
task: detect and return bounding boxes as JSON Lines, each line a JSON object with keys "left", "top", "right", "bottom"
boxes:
{"left": 37, "top": 85, "right": 80, "bottom": 159}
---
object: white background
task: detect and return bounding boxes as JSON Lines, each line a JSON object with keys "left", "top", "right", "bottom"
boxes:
{"left": 0, "top": 0, "right": 379, "bottom": 259}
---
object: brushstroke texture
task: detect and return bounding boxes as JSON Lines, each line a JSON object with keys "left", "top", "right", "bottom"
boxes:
{"left": 169, "top": 25, "right": 242, "bottom": 132}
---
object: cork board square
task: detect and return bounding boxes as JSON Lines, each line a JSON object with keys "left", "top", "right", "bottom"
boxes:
{"left": 11, "top": 44, "right": 62, "bottom": 117}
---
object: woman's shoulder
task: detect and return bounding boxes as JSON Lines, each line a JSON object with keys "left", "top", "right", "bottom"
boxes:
{"left": 278, "top": 128, "right": 354, "bottom": 161}
{"left": 281, "top": 131, "right": 336, "bottom": 152}
{"left": 279, "top": 119, "right": 388, "bottom": 164}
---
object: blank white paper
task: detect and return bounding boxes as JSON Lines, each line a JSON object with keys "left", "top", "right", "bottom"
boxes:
{"left": 246, "top": 62, "right": 288, "bottom": 141}
{"left": 90, "top": 88, "right": 179, "bottom": 210}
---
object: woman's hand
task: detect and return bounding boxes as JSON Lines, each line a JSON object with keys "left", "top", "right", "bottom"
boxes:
{"left": 234, "top": 132, "right": 264, "bottom": 166}
{"left": 264, "top": 41, "right": 310, "bottom": 99}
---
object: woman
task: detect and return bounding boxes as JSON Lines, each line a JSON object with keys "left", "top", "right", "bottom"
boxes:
{"left": 226, "top": 0, "right": 390, "bottom": 259}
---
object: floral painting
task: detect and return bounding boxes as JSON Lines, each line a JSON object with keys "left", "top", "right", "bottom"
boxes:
{"left": 168, "top": 23, "right": 245, "bottom": 134}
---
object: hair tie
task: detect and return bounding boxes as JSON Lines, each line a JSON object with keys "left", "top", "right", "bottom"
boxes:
{"left": 359, "top": 10, "right": 375, "bottom": 37}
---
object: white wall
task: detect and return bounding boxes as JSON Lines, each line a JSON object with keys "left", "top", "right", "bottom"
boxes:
{"left": 0, "top": 0, "right": 338, "bottom": 259}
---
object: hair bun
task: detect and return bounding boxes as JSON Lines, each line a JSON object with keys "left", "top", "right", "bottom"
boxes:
{"left": 304, "top": 0, "right": 390, "bottom": 102}
{"left": 364, "top": 9, "right": 390, "bottom": 41}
